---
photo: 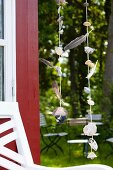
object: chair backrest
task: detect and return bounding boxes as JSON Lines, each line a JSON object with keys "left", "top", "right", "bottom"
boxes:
{"left": 0, "top": 102, "right": 112, "bottom": 170}
{"left": 67, "top": 118, "right": 88, "bottom": 126}
{"left": 25, "top": 163, "right": 113, "bottom": 170}
{"left": 40, "top": 113, "right": 47, "bottom": 127}
{"left": 85, "top": 114, "right": 102, "bottom": 121}
{"left": 0, "top": 102, "right": 34, "bottom": 170}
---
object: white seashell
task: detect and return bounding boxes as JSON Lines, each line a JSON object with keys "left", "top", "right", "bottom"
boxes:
{"left": 84, "top": 46, "right": 95, "bottom": 54}
{"left": 60, "top": 0, "right": 66, "bottom": 3}
{"left": 83, "top": 122, "right": 97, "bottom": 136}
{"left": 58, "top": 6, "right": 61, "bottom": 14}
{"left": 54, "top": 66, "right": 62, "bottom": 76}
{"left": 85, "top": 60, "right": 95, "bottom": 68}
{"left": 86, "top": 68, "right": 95, "bottom": 79}
{"left": 89, "top": 138, "right": 98, "bottom": 151}
{"left": 87, "top": 99, "right": 95, "bottom": 106}
{"left": 87, "top": 152, "right": 97, "bottom": 159}
{"left": 56, "top": 0, "right": 67, "bottom": 5}
{"left": 59, "top": 21, "right": 63, "bottom": 30}
{"left": 57, "top": 16, "right": 64, "bottom": 22}
{"left": 59, "top": 29, "right": 64, "bottom": 34}
{"left": 86, "top": 60, "right": 98, "bottom": 79}
{"left": 84, "top": 87, "right": 90, "bottom": 94}
{"left": 52, "top": 107, "right": 68, "bottom": 116}
{"left": 83, "top": 2, "right": 89, "bottom": 7}
{"left": 52, "top": 107, "right": 68, "bottom": 123}
{"left": 55, "top": 47, "right": 63, "bottom": 56}
{"left": 83, "top": 21, "right": 91, "bottom": 27}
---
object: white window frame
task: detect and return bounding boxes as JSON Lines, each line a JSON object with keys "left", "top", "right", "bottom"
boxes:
{"left": 0, "top": 0, "right": 16, "bottom": 101}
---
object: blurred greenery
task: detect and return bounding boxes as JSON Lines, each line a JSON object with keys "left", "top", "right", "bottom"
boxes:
{"left": 39, "top": 0, "right": 109, "bottom": 117}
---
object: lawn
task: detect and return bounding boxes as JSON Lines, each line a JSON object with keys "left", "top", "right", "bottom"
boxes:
{"left": 40, "top": 123, "right": 113, "bottom": 168}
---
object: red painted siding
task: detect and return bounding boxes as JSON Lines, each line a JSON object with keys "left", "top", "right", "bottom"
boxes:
{"left": 16, "top": 0, "right": 40, "bottom": 164}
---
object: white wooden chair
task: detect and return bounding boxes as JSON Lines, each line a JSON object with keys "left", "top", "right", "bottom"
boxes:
{"left": 0, "top": 102, "right": 113, "bottom": 170}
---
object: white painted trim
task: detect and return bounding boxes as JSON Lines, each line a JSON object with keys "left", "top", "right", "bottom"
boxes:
{"left": 0, "top": 39, "right": 6, "bottom": 46}
{"left": 11, "top": 0, "right": 16, "bottom": 101}
{"left": 2, "top": 0, "right": 16, "bottom": 101}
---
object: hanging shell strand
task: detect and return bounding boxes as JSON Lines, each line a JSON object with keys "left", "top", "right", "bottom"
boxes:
{"left": 83, "top": 0, "right": 98, "bottom": 159}
{"left": 52, "top": 0, "right": 68, "bottom": 123}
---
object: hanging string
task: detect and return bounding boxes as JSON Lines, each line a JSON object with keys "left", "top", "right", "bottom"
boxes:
{"left": 52, "top": 0, "right": 68, "bottom": 124}
{"left": 83, "top": 0, "right": 98, "bottom": 159}
{"left": 58, "top": 2, "right": 62, "bottom": 107}
{"left": 85, "top": 0, "right": 93, "bottom": 122}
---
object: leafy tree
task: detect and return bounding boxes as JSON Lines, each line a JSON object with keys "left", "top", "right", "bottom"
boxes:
{"left": 39, "top": 0, "right": 108, "bottom": 117}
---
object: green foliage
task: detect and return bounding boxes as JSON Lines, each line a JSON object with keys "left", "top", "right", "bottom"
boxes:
{"left": 39, "top": 0, "right": 108, "bottom": 117}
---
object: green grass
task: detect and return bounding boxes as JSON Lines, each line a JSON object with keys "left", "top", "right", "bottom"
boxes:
{"left": 40, "top": 125, "right": 113, "bottom": 168}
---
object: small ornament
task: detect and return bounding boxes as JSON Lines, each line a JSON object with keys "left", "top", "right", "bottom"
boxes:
{"left": 87, "top": 152, "right": 97, "bottom": 159}
{"left": 59, "top": 20, "right": 63, "bottom": 30}
{"left": 52, "top": 81, "right": 61, "bottom": 100}
{"left": 52, "top": 107, "right": 68, "bottom": 123}
{"left": 85, "top": 60, "right": 95, "bottom": 68}
{"left": 59, "top": 29, "right": 64, "bottom": 34}
{"left": 89, "top": 138, "right": 98, "bottom": 151}
{"left": 56, "top": 0, "right": 67, "bottom": 6}
{"left": 83, "top": 21, "right": 91, "bottom": 27}
{"left": 55, "top": 46, "right": 63, "bottom": 56}
{"left": 57, "top": 16, "right": 64, "bottom": 23}
{"left": 84, "top": 87, "right": 90, "bottom": 94}
{"left": 83, "top": 122, "right": 97, "bottom": 136}
{"left": 86, "top": 60, "right": 98, "bottom": 79}
{"left": 87, "top": 98, "right": 95, "bottom": 106}
{"left": 83, "top": 2, "right": 89, "bottom": 7}
{"left": 58, "top": 6, "right": 61, "bottom": 14}
{"left": 54, "top": 66, "right": 62, "bottom": 76}
{"left": 84, "top": 46, "right": 95, "bottom": 54}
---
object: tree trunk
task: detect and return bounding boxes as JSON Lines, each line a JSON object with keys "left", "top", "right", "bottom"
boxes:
{"left": 103, "top": 0, "right": 113, "bottom": 113}
{"left": 68, "top": 50, "right": 78, "bottom": 117}
{"left": 104, "top": 0, "right": 113, "bottom": 95}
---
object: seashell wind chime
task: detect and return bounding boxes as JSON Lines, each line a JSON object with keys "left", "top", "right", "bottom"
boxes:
{"left": 82, "top": 0, "right": 98, "bottom": 159}
{"left": 40, "top": 0, "right": 98, "bottom": 159}
{"left": 40, "top": 0, "right": 68, "bottom": 123}
{"left": 52, "top": 0, "right": 68, "bottom": 123}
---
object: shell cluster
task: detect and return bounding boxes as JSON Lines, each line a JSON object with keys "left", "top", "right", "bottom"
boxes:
{"left": 83, "top": 0, "right": 98, "bottom": 159}
{"left": 83, "top": 122, "right": 97, "bottom": 136}
{"left": 51, "top": 0, "right": 68, "bottom": 124}
{"left": 40, "top": 0, "right": 99, "bottom": 159}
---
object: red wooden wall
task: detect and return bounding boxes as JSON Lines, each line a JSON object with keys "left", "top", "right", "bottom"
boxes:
{"left": 16, "top": 0, "right": 40, "bottom": 164}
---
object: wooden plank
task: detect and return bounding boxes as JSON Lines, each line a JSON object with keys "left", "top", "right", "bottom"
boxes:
{"left": 16, "top": 0, "right": 40, "bottom": 164}
{"left": 0, "top": 157, "right": 26, "bottom": 170}
{"left": 0, "top": 120, "right": 14, "bottom": 133}
{"left": 0, "top": 146, "right": 24, "bottom": 165}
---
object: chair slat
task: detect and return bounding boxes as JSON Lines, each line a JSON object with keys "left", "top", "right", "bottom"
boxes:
{"left": 0, "top": 131, "right": 18, "bottom": 146}
{"left": 0, "top": 157, "right": 26, "bottom": 170}
{"left": 85, "top": 114, "right": 102, "bottom": 121}
{"left": 0, "top": 146, "right": 25, "bottom": 165}
{"left": 0, "top": 119, "right": 15, "bottom": 133}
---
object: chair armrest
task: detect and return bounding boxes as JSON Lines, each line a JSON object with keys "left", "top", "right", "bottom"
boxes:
{"left": 28, "top": 164, "right": 113, "bottom": 170}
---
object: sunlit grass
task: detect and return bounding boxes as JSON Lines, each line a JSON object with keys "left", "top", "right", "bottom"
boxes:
{"left": 40, "top": 125, "right": 113, "bottom": 168}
